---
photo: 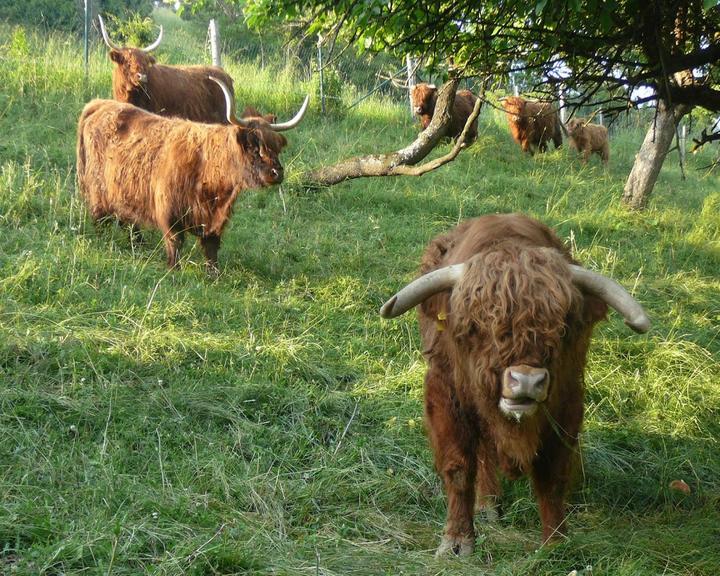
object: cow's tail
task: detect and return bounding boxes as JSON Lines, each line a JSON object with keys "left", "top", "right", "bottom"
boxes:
{"left": 76, "top": 116, "right": 87, "bottom": 193}
{"left": 75, "top": 101, "right": 103, "bottom": 198}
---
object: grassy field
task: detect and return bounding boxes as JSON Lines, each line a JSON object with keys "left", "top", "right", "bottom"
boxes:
{"left": 1, "top": 8, "right": 719, "bottom": 575}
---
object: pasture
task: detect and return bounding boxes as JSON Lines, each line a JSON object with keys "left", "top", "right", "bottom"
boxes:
{"left": 1, "top": 8, "right": 719, "bottom": 575}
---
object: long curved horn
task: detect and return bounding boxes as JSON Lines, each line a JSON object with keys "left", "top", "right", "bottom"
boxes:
{"left": 97, "top": 15, "right": 121, "bottom": 50}
{"left": 209, "top": 76, "right": 252, "bottom": 127}
{"left": 380, "top": 264, "right": 465, "bottom": 319}
{"left": 268, "top": 95, "right": 310, "bottom": 132}
{"left": 141, "top": 25, "right": 163, "bottom": 52}
{"left": 570, "top": 265, "right": 650, "bottom": 333}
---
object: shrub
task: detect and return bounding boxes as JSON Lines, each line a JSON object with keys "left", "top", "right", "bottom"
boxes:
{"left": 0, "top": 0, "right": 153, "bottom": 33}
{"left": 104, "top": 11, "right": 158, "bottom": 47}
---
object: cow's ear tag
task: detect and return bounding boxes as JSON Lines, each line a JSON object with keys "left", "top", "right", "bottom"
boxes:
{"left": 436, "top": 310, "right": 447, "bottom": 332}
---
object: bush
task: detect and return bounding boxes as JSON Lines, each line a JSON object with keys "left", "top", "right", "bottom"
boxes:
{"left": 312, "top": 65, "right": 344, "bottom": 117}
{"left": 0, "top": 0, "right": 153, "bottom": 33}
{"left": 0, "top": 0, "right": 79, "bottom": 31}
{"left": 104, "top": 11, "right": 158, "bottom": 47}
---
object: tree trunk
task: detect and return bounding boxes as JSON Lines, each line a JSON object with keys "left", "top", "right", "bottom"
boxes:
{"left": 622, "top": 99, "right": 691, "bottom": 210}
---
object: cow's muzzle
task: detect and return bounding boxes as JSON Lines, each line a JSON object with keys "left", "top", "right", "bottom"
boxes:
{"left": 136, "top": 73, "right": 148, "bottom": 84}
{"left": 499, "top": 365, "right": 549, "bottom": 421}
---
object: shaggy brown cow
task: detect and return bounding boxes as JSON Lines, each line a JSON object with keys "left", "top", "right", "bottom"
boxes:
{"left": 98, "top": 15, "right": 234, "bottom": 124}
{"left": 411, "top": 83, "right": 478, "bottom": 144}
{"left": 76, "top": 77, "right": 309, "bottom": 272}
{"left": 501, "top": 96, "right": 563, "bottom": 154}
{"left": 566, "top": 117, "right": 610, "bottom": 165}
{"left": 380, "top": 213, "right": 649, "bottom": 556}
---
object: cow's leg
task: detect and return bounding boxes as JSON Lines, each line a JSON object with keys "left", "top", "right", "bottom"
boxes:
{"left": 161, "top": 224, "right": 185, "bottom": 269}
{"left": 601, "top": 146, "right": 610, "bottom": 165}
{"left": 129, "top": 223, "right": 144, "bottom": 245}
{"left": 425, "top": 367, "right": 477, "bottom": 557}
{"left": 200, "top": 234, "right": 221, "bottom": 277}
{"left": 531, "top": 437, "right": 577, "bottom": 543}
{"left": 582, "top": 147, "right": 591, "bottom": 163}
{"left": 474, "top": 439, "right": 501, "bottom": 523}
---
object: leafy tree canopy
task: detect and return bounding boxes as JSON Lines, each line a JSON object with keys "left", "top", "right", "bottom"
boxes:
{"left": 180, "top": 0, "right": 720, "bottom": 117}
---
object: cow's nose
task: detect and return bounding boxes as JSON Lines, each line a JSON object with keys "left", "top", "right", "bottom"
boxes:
{"left": 502, "top": 365, "right": 549, "bottom": 402}
{"left": 137, "top": 73, "right": 148, "bottom": 83}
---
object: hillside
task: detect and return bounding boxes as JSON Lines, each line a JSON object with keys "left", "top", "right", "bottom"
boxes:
{"left": 0, "top": 8, "right": 719, "bottom": 575}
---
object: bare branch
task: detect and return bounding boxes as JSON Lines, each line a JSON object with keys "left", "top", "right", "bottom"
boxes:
{"left": 302, "top": 78, "right": 484, "bottom": 187}
{"left": 691, "top": 128, "right": 720, "bottom": 152}
{"left": 392, "top": 97, "right": 484, "bottom": 176}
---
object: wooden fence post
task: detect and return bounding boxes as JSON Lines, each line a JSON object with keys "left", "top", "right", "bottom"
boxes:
{"left": 84, "top": 0, "right": 90, "bottom": 82}
{"left": 209, "top": 19, "right": 221, "bottom": 67}
{"left": 317, "top": 35, "right": 325, "bottom": 115}
{"left": 406, "top": 55, "right": 417, "bottom": 118}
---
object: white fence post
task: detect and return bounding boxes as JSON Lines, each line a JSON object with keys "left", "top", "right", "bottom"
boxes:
{"left": 679, "top": 124, "right": 687, "bottom": 163}
{"left": 317, "top": 35, "right": 325, "bottom": 115}
{"left": 209, "top": 19, "right": 221, "bottom": 67}
{"left": 406, "top": 54, "right": 417, "bottom": 118}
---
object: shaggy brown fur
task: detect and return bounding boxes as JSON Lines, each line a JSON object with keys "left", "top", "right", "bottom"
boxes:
{"left": 501, "top": 96, "right": 563, "bottom": 154}
{"left": 416, "top": 213, "right": 608, "bottom": 553}
{"left": 108, "top": 47, "right": 235, "bottom": 124}
{"left": 76, "top": 99, "right": 288, "bottom": 271}
{"left": 566, "top": 117, "right": 610, "bottom": 165}
{"left": 241, "top": 105, "right": 278, "bottom": 124}
{"left": 411, "top": 83, "right": 478, "bottom": 144}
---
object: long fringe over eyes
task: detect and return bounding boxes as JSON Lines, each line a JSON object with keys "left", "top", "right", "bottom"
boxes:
{"left": 450, "top": 245, "right": 582, "bottom": 367}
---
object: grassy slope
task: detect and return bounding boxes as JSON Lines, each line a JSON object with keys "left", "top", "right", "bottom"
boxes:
{"left": 1, "top": 8, "right": 719, "bottom": 575}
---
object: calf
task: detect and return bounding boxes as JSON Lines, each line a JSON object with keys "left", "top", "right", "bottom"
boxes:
{"left": 566, "top": 117, "right": 610, "bottom": 165}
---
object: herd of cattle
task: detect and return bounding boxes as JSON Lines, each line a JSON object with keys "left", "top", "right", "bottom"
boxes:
{"left": 75, "top": 17, "right": 647, "bottom": 558}
{"left": 410, "top": 82, "right": 610, "bottom": 162}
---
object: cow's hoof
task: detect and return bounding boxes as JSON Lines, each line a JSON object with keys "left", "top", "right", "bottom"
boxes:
{"left": 481, "top": 505, "right": 500, "bottom": 524}
{"left": 205, "top": 264, "right": 220, "bottom": 279}
{"left": 435, "top": 534, "right": 474, "bottom": 557}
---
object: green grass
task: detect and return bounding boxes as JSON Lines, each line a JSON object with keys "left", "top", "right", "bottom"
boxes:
{"left": 1, "top": 8, "right": 719, "bottom": 575}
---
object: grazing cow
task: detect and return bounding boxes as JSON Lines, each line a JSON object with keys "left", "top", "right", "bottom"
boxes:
{"left": 411, "top": 83, "right": 479, "bottom": 144}
{"left": 98, "top": 15, "right": 234, "bottom": 124}
{"left": 76, "top": 77, "right": 309, "bottom": 273}
{"left": 380, "top": 213, "right": 649, "bottom": 556}
{"left": 501, "top": 96, "right": 563, "bottom": 154}
{"left": 566, "top": 117, "right": 610, "bottom": 165}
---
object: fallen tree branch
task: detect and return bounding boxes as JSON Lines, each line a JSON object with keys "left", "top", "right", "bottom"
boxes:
{"left": 390, "top": 97, "right": 484, "bottom": 176}
{"left": 302, "top": 78, "right": 483, "bottom": 187}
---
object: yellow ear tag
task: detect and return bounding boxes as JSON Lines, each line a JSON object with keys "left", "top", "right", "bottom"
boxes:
{"left": 436, "top": 310, "right": 447, "bottom": 332}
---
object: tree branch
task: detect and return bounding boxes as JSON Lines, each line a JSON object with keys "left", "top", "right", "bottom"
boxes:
{"left": 302, "top": 78, "right": 482, "bottom": 187}
{"left": 691, "top": 128, "right": 720, "bottom": 152}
